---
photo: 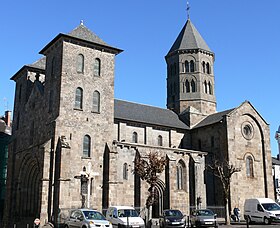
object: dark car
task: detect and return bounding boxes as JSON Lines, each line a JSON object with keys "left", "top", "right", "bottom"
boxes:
{"left": 159, "top": 209, "right": 186, "bottom": 228}
{"left": 190, "top": 209, "right": 217, "bottom": 227}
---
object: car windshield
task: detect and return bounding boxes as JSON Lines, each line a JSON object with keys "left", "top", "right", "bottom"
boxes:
{"left": 262, "top": 203, "right": 280, "bottom": 211}
{"left": 164, "top": 210, "right": 183, "bottom": 217}
{"left": 196, "top": 210, "right": 214, "bottom": 216}
{"left": 118, "top": 209, "right": 139, "bottom": 217}
{"left": 83, "top": 210, "right": 106, "bottom": 220}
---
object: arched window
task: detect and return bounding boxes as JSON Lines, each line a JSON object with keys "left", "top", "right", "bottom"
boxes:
{"left": 77, "top": 54, "right": 84, "bottom": 73}
{"left": 132, "top": 132, "right": 138, "bottom": 143}
{"left": 94, "top": 58, "right": 101, "bottom": 76}
{"left": 208, "top": 82, "right": 213, "bottom": 95}
{"left": 202, "top": 61, "right": 206, "bottom": 73}
{"left": 185, "top": 61, "right": 190, "bottom": 73}
{"left": 204, "top": 81, "right": 208, "bottom": 93}
{"left": 191, "top": 79, "right": 196, "bottom": 92}
{"left": 177, "top": 160, "right": 186, "bottom": 190}
{"left": 246, "top": 156, "right": 254, "bottom": 177}
{"left": 92, "top": 90, "right": 100, "bottom": 113}
{"left": 83, "top": 135, "right": 91, "bottom": 157}
{"left": 158, "top": 135, "right": 163, "bottom": 146}
{"left": 186, "top": 80, "right": 190, "bottom": 93}
{"left": 206, "top": 62, "right": 211, "bottom": 74}
{"left": 75, "top": 87, "right": 83, "bottom": 109}
{"left": 123, "top": 163, "right": 128, "bottom": 180}
{"left": 190, "top": 60, "right": 195, "bottom": 72}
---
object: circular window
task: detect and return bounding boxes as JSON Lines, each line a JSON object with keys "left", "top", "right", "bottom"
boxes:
{"left": 241, "top": 122, "right": 254, "bottom": 140}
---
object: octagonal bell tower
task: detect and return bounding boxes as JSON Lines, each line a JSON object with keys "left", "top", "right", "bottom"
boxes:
{"left": 165, "top": 18, "right": 216, "bottom": 126}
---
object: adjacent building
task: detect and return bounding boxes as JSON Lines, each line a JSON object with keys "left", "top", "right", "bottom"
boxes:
{"left": 3, "top": 17, "right": 273, "bottom": 227}
{"left": 0, "top": 111, "right": 12, "bottom": 224}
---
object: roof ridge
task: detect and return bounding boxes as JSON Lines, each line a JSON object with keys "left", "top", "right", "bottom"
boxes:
{"left": 114, "top": 99, "right": 169, "bottom": 112}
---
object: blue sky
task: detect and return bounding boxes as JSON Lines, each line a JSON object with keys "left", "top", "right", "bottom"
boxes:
{"left": 0, "top": 0, "right": 279, "bottom": 156}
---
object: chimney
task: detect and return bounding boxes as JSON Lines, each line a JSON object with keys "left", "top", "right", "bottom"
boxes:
{"left": 5, "top": 111, "right": 11, "bottom": 127}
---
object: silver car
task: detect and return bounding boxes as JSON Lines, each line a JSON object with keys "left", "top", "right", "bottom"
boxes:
{"left": 65, "top": 209, "right": 112, "bottom": 228}
{"left": 190, "top": 209, "right": 217, "bottom": 228}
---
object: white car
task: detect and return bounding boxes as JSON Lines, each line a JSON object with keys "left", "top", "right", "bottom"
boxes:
{"left": 65, "top": 208, "right": 112, "bottom": 228}
{"left": 244, "top": 198, "right": 280, "bottom": 224}
{"left": 106, "top": 206, "right": 145, "bottom": 228}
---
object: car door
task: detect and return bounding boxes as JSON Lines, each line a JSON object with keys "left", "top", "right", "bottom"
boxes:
{"left": 255, "top": 204, "right": 265, "bottom": 223}
{"left": 70, "top": 211, "right": 83, "bottom": 228}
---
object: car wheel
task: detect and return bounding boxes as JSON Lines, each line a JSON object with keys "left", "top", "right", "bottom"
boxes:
{"left": 264, "top": 217, "right": 271, "bottom": 225}
{"left": 64, "top": 225, "right": 69, "bottom": 228}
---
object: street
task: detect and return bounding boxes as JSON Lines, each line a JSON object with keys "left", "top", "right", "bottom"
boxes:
{"left": 218, "top": 222, "right": 280, "bottom": 228}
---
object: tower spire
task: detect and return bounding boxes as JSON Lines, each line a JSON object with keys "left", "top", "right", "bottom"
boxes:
{"left": 186, "top": 1, "right": 190, "bottom": 19}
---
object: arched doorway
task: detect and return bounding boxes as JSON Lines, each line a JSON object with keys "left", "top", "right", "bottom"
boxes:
{"left": 152, "top": 179, "right": 165, "bottom": 218}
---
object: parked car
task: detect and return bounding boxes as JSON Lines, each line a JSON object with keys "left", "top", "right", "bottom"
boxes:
{"left": 159, "top": 209, "right": 186, "bottom": 228}
{"left": 244, "top": 198, "right": 280, "bottom": 224}
{"left": 106, "top": 206, "right": 145, "bottom": 228}
{"left": 65, "top": 208, "right": 112, "bottom": 228}
{"left": 190, "top": 209, "right": 217, "bottom": 228}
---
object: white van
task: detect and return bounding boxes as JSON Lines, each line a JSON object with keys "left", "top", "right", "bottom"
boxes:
{"left": 244, "top": 198, "right": 280, "bottom": 224}
{"left": 106, "top": 206, "right": 145, "bottom": 228}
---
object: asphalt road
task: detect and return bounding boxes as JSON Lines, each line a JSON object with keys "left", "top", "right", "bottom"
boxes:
{"left": 217, "top": 222, "right": 280, "bottom": 228}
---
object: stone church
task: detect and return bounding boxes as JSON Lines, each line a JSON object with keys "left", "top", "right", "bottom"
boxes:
{"left": 3, "top": 16, "right": 273, "bottom": 227}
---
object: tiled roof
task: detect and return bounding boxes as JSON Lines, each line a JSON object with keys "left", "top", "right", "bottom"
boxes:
{"left": 114, "top": 99, "right": 189, "bottom": 130}
{"left": 168, "top": 19, "right": 211, "bottom": 55}
{"left": 193, "top": 109, "right": 234, "bottom": 129}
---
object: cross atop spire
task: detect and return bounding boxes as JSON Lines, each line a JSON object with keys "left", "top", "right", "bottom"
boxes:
{"left": 186, "top": 1, "right": 190, "bottom": 19}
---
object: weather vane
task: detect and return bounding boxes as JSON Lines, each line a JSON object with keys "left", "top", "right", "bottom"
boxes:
{"left": 187, "top": 1, "right": 190, "bottom": 19}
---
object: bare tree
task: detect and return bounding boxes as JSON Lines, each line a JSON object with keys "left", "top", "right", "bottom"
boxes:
{"left": 207, "top": 160, "right": 241, "bottom": 225}
{"left": 134, "top": 151, "right": 166, "bottom": 217}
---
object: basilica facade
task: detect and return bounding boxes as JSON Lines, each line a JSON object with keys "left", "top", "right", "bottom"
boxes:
{"left": 3, "top": 17, "right": 273, "bottom": 227}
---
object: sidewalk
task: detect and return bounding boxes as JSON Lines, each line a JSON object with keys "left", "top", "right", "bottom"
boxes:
{"left": 219, "top": 223, "right": 248, "bottom": 228}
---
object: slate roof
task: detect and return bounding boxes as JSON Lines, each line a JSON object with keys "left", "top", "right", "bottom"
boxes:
{"left": 168, "top": 19, "right": 212, "bottom": 55}
{"left": 272, "top": 157, "right": 280, "bottom": 165}
{"left": 193, "top": 108, "right": 234, "bottom": 129}
{"left": 68, "top": 23, "right": 108, "bottom": 46}
{"left": 26, "top": 57, "right": 46, "bottom": 70}
{"left": 11, "top": 58, "right": 46, "bottom": 81}
{"left": 114, "top": 99, "right": 189, "bottom": 130}
{"left": 40, "top": 23, "right": 122, "bottom": 55}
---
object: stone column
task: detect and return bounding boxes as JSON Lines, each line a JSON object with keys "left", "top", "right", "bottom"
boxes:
{"left": 191, "top": 154, "right": 206, "bottom": 209}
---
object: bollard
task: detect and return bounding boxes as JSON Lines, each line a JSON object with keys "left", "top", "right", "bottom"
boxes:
{"left": 14, "top": 224, "right": 16, "bottom": 228}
